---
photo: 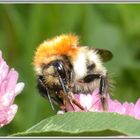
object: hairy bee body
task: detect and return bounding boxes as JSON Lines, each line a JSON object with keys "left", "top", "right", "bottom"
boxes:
{"left": 33, "top": 34, "right": 112, "bottom": 111}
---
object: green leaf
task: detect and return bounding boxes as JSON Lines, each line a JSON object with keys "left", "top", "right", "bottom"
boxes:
{"left": 13, "top": 112, "right": 140, "bottom": 136}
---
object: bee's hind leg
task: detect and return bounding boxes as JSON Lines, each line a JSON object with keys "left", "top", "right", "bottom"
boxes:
{"left": 99, "top": 76, "right": 108, "bottom": 111}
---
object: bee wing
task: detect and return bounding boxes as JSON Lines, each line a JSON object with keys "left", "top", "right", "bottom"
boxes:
{"left": 94, "top": 48, "right": 113, "bottom": 62}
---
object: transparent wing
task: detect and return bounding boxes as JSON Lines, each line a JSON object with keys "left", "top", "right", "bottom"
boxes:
{"left": 94, "top": 48, "right": 113, "bottom": 62}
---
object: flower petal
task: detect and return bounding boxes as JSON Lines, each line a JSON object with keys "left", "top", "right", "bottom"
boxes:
{"left": 122, "top": 102, "right": 134, "bottom": 116}
{"left": 0, "top": 62, "right": 9, "bottom": 85}
{"left": 90, "top": 89, "right": 103, "bottom": 111}
{"left": 15, "top": 82, "right": 25, "bottom": 96}
{"left": 79, "top": 94, "right": 92, "bottom": 110}
{"left": 0, "top": 104, "right": 18, "bottom": 127}
{"left": 134, "top": 99, "right": 140, "bottom": 119}
{"left": 6, "top": 69, "right": 18, "bottom": 93}
{"left": 6, "top": 104, "right": 18, "bottom": 124}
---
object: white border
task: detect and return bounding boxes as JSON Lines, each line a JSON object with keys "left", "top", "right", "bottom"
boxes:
{"left": 0, "top": 1, "right": 140, "bottom": 3}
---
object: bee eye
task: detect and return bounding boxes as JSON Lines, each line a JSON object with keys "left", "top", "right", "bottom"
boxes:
{"left": 52, "top": 61, "right": 66, "bottom": 80}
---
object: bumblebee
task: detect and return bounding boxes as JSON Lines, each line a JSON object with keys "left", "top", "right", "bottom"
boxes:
{"left": 33, "top": 34, "right": 113, "bottom": 112}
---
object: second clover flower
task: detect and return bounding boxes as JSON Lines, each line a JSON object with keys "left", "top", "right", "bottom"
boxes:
{"left": 65, "top": 88, "right": 140, "bottom": 120}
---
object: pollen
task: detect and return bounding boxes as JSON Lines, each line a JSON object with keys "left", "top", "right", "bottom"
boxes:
{"left": 33, "top": 34, "right": 79, "bottom": 66}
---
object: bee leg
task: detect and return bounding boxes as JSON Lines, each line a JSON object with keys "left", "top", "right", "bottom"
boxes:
{"left": 57, "top": 75, "right": 76, "bottom": 111}
{"left": 37, "top": 76, "right": 55, "bottom": 111}
{"left": 68, "top": 92, "right": 85, "bottom": 111}
{"left": 59, "top": 90, "right": 75, "bottom": 111}
{"left": 99, "top": 76, "right": 108, "bottom": 111}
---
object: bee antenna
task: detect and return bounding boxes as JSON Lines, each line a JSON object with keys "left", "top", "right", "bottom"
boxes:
{"left": 47, "top": 90, "right": 55, "bottom": 111}
{"left": 58, "top": 75, "right": 67, "bottom": 95}
{"left": 38, "top": 79, "right": 55, "bottom": 111}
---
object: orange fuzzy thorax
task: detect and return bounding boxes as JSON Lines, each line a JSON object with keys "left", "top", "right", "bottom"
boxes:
{"left": 33, "top": 34, "right": 79, "bottom": 66}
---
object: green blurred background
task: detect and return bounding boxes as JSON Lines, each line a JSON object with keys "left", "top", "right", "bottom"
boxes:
{"left": 0, "top": 4, "right": 140, "bottom": 136}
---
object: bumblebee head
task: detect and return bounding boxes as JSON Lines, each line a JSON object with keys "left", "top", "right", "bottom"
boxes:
{"left": 33, "top": 34, "right": 79, "bottom": 90}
